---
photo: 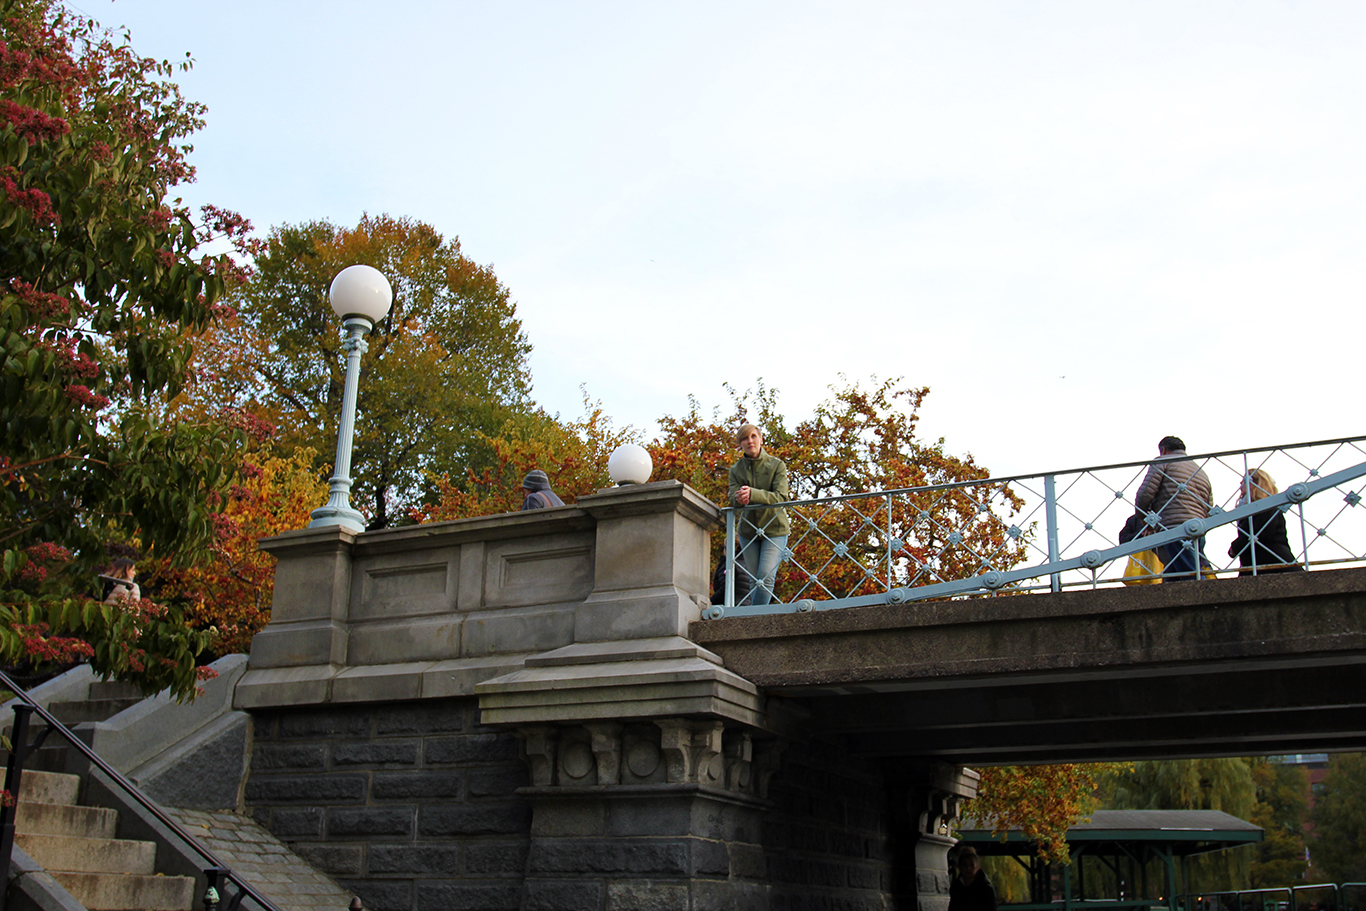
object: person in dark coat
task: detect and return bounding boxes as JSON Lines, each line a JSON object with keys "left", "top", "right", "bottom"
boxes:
{"left": 948, "top": 846, "right": 997, "bottom": 911}
{"left": 1229, "top": 468, "right": 1301, "bottom": 576}
{"left": 521, "top": 470, "right": 565, "bottom": 511}
{"left": 710, "top": 551, "right": 753, "bottom": 606}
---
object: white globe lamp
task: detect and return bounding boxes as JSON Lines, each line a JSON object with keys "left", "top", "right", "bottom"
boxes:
{"left": 329, "top": 264, "right": 393, "bottom": 322}
{"left": 608, "top": 444, "right": 653, "bottom": 486}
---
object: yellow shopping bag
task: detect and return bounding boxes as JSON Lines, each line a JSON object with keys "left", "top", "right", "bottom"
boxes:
{"left": 1122, "top": 550, "right": 1164, "bottom": 585}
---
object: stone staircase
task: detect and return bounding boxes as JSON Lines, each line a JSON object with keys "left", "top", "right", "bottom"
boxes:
{"left": 14, "top": 768, "right": 196, "bottom": 911}
{"left": 2, "top": 661, "right": 355, "bottom": 911}
{"left": 46, "top": 680, "right": 145, "bottom": 726}
{"left": 22, "top": 680, "right": 145, "bottom": 773}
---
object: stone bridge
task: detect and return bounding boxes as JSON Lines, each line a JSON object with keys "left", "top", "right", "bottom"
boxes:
{"left": 235, "top": 480, "right": 1366, "bottom": 911}
{"left": 690, "top": 564, "right": 1366, "bottom": 765}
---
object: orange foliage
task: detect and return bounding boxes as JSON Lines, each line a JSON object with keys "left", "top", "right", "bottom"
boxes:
{"left": 145, "top": 450, "right": 326, "bottom": 653}
{"left": 649, "top": 377, "right": 1028, "bottom": 604}
{"left": 965, "top": 763, "right": 1132, "bottom": 864}
{"left": 411, "top": 393, "right": 638, "bottom": 522}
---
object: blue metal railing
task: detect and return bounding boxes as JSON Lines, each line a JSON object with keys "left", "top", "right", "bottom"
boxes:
{"left": 707, "top": 435, "right": 1366, "bottom": 619}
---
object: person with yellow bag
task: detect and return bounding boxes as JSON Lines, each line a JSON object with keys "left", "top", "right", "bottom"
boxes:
{"left": 1134, "top": 435, "right": 1213, "bottom": 582}
{"left": 1119, "top": 511, "right": 1164, "bottom": 585}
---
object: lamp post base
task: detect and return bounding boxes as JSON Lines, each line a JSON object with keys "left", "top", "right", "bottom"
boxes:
{"left": 309, "top": 494, "right": 365, "bottom": 534}
{"left": 307, "top": 505, "right": 365, "bottom": 533}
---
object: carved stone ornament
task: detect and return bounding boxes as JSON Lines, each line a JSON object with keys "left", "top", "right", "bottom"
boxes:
{"left": 911, "top": 788, "right": 964, "bottom": 837}
{"left": 515, "top": 718, "right": 778, "bottom": 799}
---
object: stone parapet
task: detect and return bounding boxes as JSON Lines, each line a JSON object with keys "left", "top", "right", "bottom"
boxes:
{"left": 238, "top": 481, "right": 720, "bottom": 710}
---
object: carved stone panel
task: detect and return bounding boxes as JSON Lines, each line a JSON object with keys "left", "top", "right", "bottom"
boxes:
{"left": 352, "top": 550, "right": 458, "bottom": 619}
{"left": 514, "top": 717, "right": 778, "bottom": 800}
{"left": 484, "top": 535, "right": 594, "bottom": 608}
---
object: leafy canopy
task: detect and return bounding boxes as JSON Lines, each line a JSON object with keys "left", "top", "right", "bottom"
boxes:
{"left": 144, "top": 448, "right": 327, "bottom": 655}
{"left": 965, "top": 764, "right": 1129, "bottom": 865}
{"left": 0, "top": 0, "right": 250, "bottom": 698}
{"left": 227, "top": 215, "right": 532, "bottom": 528}
{"left": 1249, "top": 758, "right": 1308, "bottom": 888}
{"left": 1311, "top": 752, "right": 1366, "bottom": 883}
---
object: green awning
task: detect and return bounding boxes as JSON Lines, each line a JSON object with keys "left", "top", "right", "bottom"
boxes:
{"left": 960, "top": 810, "right": 1262, "bottom": 857}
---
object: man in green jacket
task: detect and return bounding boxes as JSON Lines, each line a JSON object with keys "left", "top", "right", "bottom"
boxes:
{"left": 728, "top": 424, "right": 790, "bottom": 606}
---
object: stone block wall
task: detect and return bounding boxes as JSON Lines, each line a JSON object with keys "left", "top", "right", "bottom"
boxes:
{"left": 759, "top": 737, "right": 896, "bottom": 911}
{"left": 247, "top": 698, "right": 530, "bottom": 911}
{"left": 246, "top": 699, "right": 905, "bottom": 911}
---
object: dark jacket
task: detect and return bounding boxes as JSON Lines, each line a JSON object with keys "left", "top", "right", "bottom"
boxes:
{"left": 727, "top": 449, "right": 790, "bottom": 537}
{"left": 710, "top": 552, "right": 753, "bottom": 605}
{"left": 521, "top": 475, "right": 565, "bottom": 511}
{"left": 1135, "top": 449, "right": 1212, "bottom": 530}
{"left": 949, "top": 874, "right": 997, "bottom": 911}
{"left": 1229, "top": 506, "right": 1301, "bottom": 575}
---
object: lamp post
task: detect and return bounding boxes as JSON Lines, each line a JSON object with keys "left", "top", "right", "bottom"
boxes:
{"left": 308, "top": 264, "right": 393, "bottom": 533}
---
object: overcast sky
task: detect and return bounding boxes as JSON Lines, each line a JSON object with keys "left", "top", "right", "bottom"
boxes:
{"left": 90, "top": 1, "right": 1365, "bottom": 480}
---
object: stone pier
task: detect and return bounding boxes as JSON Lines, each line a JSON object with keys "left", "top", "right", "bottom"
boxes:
{"left": 237, "top": 480, "right": 974, "bottom": 911}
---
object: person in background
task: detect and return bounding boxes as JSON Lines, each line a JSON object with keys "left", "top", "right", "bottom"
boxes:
{"left": 1229, "top": 468, "right": 1302, "bottom": 576}
{"left": 1134, "top": 435, "right": 1212, "bottom": 581}
{"left": 948, "top": 846, "right": 997, "bottom": 911}
{"left": 727, "top": 424, "right": 789, "bottom": 606}
{"left": 520, "top": 469, "right": 565, "bottom": 511}
{"left": 102, "top": 558, "right": 140, "bottom": 605}
{"left": 710, "top": 550, "right": 753, "bottom": 607}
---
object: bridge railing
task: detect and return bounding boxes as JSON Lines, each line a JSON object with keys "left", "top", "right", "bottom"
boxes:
{"left": 707, "top": 435, "right": 1366, "bottom": 619}
{"left": 1178, "top": 882, "right": 1366, "bottom": 911}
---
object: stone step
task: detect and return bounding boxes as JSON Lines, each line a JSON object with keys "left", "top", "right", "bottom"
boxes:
{"left": 87, "top": 681, "right": 144, "bottom": 701}
{"left": 16, "top": 800, "right": 119, "bottom": 839}
{"left": 15, "top": 832, "right": 156, "bottom": 875}
{"left": 51, "top": 870, "right": 196, "bottom": 911}
{"left": 47, "top": 697, "right": 143, "bottom": 725}
{"left": 18, "top": 768, "right": 81, "bottom": 806}
{"left": 23, "top": 744, "right": 79, "bottom": 774}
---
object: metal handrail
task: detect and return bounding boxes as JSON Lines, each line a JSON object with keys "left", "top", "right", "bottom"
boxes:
{"left": 709, "top": 435, "right": 1366, "bottom": 618}
{"left": 1177, "top": 882, "right": 1365, "bottom": 911}
{"left": 0, "top": 669, "right": 283, "bottom": 911}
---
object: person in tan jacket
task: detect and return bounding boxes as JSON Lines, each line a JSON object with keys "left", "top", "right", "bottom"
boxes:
{"left": 1134, "top": 435, "right": 1212, "bottom": 581}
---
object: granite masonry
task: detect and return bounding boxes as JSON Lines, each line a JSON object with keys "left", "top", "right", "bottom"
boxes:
{"left": 235, "top": 480, "right": 974, "bottom": 911}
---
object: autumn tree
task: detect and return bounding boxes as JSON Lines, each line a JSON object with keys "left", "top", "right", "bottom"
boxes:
{"left": 412, "top": 392, "right": 638, "bottom": 522}
{"left": 650, "top": 377, "right": 1027, "bottom": 604}
{"left": 1249, "top": 758, "right": 1309, "bottom": 888}
{"left": 1100, "top": 758, "right": 1258, "bottom": 892}
{"left": 228, "top": 215, "right": 532, "bottom": 528}
{"left": 142, "top": 448, "right": 327, "bottom": 654}
{"left": 0, "top": 1, "right": 250, "bottom": 697}
{"left": 1310, "top": 753, "right": 1366, "bottom": 883}
{"left": 964, "top": 764, "right": 1129, "bottom": 865}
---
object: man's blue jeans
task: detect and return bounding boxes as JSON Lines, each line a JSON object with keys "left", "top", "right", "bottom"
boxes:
{"left": 738, "top": 533, "right": 788, "bottom": 606}
{"left": 1157, "top": 537, "right": 1207, "bottom": 582}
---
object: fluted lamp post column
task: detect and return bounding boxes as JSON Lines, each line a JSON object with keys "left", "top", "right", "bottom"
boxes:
{"left": 308, "top": 264, "right": 393, "bottom": 533}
